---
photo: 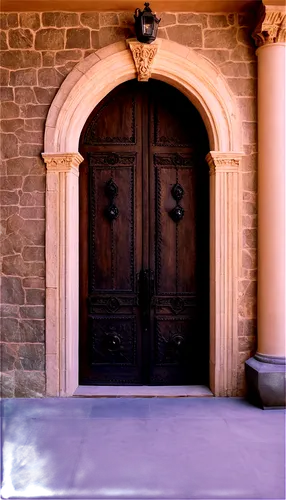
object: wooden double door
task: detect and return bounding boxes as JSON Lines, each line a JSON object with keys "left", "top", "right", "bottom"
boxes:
{"left": 79, "top": 79, "right": 209, "bottom": 385}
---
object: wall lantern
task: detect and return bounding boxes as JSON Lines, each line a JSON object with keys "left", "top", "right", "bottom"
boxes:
{"left": 134, "top": 3, "right": 161, "bottom": 44}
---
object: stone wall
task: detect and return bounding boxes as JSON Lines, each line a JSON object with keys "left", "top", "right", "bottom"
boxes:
{"left": 0, "top": 11, "right": 257, "bottom": 396}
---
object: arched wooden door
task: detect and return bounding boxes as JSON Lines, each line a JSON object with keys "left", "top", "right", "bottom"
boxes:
{"left": 79, "top": 79, "right": 210, "bottom": 386}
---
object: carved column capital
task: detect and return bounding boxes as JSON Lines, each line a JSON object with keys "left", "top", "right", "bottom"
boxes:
{"left": 206, "top": 152, "right": 243, "bottom": 176}
{"left": 252, "top": 4, "right": 286, "bottom": 47}
{"left": 127, "top": 38, "right": 161, "bottom": 82}
{"left": 42, "top": 152, "right": 83, "bottom": 175}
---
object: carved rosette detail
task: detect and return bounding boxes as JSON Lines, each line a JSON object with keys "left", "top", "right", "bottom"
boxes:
{"left": 252, "top": 6, "right": 286, "bottom": 47}
{"left": 127, "top": 39, "right": 159, "bottom": 82}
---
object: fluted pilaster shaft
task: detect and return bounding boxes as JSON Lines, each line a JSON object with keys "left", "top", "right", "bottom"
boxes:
{"left": 206, "top": 152, "right": 243, "bottom": 396}
{"left": 42, "top": 153, "right": 83, "bottom": 396}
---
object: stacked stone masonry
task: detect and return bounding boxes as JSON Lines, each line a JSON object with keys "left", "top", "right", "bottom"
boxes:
{"left": 0, "top": 11, "right": 257, "bottom": 397}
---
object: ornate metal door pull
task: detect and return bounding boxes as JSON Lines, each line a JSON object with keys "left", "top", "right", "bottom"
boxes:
{"left": 104, "top": 178, "right": 119, "bottom": 221}
{"left": 169, "top": 182, "right": 185, "bottom": 222}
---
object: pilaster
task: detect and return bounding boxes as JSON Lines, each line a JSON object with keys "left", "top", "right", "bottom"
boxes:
{"left": 42, "top": 153, "right": 83, "bottom": 396}
{"left": 206, "top": 152, "right": 243, "bottom": 396}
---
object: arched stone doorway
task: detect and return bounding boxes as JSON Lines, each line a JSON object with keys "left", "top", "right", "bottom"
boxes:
{"left": 78, "top": 79, "right": 210, "bottom": 386}
{"left": 42, "top": 39, "right": 243, "bottom": 396}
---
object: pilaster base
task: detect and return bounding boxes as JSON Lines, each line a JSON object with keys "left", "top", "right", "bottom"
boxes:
{"left": 245, "top": 355, "right": 286, "bottom": 409}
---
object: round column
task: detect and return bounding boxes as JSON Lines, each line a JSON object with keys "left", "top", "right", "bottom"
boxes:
{"left": 257, "top": 42, "right": 286, "bottom": 358}
{"left": 246, "top": 6, "right": 286, "bottom": 408}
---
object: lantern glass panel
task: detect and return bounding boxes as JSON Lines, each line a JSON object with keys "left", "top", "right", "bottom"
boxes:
{"left": 142, "top": 15, "right": 154, "bottom": 35}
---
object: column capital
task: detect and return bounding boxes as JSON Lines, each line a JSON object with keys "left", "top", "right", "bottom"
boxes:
{"left": 127, "top": 38, "right": 161, "bottom": 82}
{"left": 42, "top": 152, "right": 84, "bottom": 174}
{"left": 252, "top": 4, "right": 286, "bottom": 47}
{"left": 206, "top": 152, "right": 244, "bottom": 175}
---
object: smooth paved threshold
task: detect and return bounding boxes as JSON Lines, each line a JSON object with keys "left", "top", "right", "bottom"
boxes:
{"left": 1, "top": 397, "right": 285, "bottom": 500}
{"left": 73, "top": 385, "right": 213, "bottom": 397}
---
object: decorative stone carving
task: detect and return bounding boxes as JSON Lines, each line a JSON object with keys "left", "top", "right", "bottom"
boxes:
{"left": 127, "top": 39, "right": 160, "bottom": 81}
{"left": 42, "top": 153, "right": 83, "bottom": 174}
{"left": 206, "top": 152, "right": 243, "bottom": 175}
{"left": 252, "top": 5, "right": 286, "bottom": 47}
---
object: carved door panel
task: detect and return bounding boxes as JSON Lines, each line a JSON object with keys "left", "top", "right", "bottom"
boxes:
{"left": 79, "top": 79, "right": 209, "bottom": 385}
{"left": 79, "top": 83, "right": 144, "bottom": 384}
{"left": 148, "top": 83, "right": 210, "bottom": 384}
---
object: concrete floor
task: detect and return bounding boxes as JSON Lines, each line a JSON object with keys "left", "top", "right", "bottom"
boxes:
{"left": 1, "top": 397, "right": 285, "bottom": 500}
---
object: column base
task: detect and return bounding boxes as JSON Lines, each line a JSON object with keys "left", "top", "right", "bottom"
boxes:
{"left": 245, "top": 354, "right": 286, "bottom": 409}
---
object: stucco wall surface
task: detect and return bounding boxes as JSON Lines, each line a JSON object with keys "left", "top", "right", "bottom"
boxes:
{"left": 0, "top": 11, "right": 257, "bottom": 397}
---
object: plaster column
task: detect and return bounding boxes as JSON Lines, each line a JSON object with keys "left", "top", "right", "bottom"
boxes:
{"left": 246, "top": 5, "right": 286, "bottom": 408}
{"left": 206, "top": 152, "right": 243, "bottom": 396}
{"left": 42, "top": 153, "right": 83, "bottom": 396}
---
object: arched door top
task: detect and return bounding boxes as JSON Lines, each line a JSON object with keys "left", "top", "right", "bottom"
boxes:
{"left": 44, "top": 39, "right": 242, "bottom": 154}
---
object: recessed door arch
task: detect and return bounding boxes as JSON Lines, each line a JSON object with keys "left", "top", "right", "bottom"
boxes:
{"left": 43, "top": 40, "right": 242, "bottom": 396}
{"left": 79, "top": 79, "right": 210, "bottom": 386}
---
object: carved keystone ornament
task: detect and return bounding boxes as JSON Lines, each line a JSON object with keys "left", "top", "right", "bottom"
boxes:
{"left": 127, "top": 39, "right": 160, "bottom": 82}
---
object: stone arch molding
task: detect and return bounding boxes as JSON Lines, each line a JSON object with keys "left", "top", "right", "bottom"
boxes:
{"left": 45, "top": 39, "right": 241, "bottom": 153}
{"left": 42, "top": 39, "right": 244, "bottom": 397}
